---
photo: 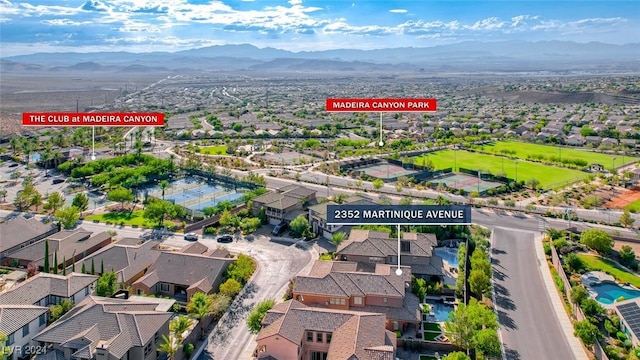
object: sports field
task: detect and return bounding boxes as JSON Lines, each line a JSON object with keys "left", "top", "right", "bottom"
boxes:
{"left": 433, "top": 173, "right": 502, "bottom": 193}
{"left": 358, "top": 162, "right": 419, "bottom": 180}
{"left": 479, "top": 141, "right": 637, "bottom": 167}
{"left": 412, "top": 149, "right": 588, "bottom": 189}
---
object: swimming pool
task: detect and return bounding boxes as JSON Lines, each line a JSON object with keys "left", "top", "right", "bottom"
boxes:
{"left": 591, "top": 282, "right": 640, "bottom": 305}
{"left": 434, "top": 247, "right": 459, "bottom": 268}
{"left": 425, "top": 301, "right": 455, "bottom": 322}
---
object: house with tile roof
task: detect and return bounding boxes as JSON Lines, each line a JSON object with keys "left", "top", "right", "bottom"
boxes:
{"left": 32, "top": 296, "right": 172, "bottom": 360}
{"left": 0, "top": 305, "right": 49, "bottom": 360}
{"left": 130, "top": 251, "right": 233, "bottom": 304}
{"left": 3, "top": 229, "right": 112, "bottom": 270}
{"left": 336, "top": 230, "right": 444, "bottom": 282}
{"left": 308, "top": 195, "right": 377, "bottom": 240}
{"left": 293, "top": 260, "right": 420, "bottom": 335}
{"left": 0, "top": 272, "right": 98, "bottom": 308}
{"left": 254, "top": 300, "right": 395, "bottom": 360}
{"left": 72, "top": 240, "right": 161, "bottom": 286}
{"left": 252, "top": 185, "right": 316, "bottom": 225}
{"left": 0, "top": 216, "right": 58, "bottom": 263}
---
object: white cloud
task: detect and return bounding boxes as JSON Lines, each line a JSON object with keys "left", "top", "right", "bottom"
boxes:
{"left": 465, "top": 17, "right": 506, "bottom": 31}
{"left": 389, "top": 9, "right": 407, "bottom": 14}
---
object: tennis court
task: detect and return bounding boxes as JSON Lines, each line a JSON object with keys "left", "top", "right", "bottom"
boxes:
{"left": 358, "top": 162, "right": 420, "bottom": 180}
{"left": 151, "top": 178, "right": 244, "bottom": 211}
{"left": 432, "top": 173, "right": 503, "bottom": 194}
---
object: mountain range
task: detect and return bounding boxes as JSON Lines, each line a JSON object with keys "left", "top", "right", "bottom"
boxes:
{"left": 2, "top": 41, "right": 640, "bottom": 73}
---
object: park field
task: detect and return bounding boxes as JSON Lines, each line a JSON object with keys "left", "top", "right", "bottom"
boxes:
{"left": 478, "top": 141, "right": 638, "bottom": 168}
{"left": 412, "top": 149, "right": 588, "bottom": 189}
{"left": 198, "top": 145, "right": 228, "bottom": 155}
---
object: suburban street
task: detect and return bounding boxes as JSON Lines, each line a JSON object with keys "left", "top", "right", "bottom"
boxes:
{"left": 491, "top": 228, "right": 575, "bottom": 360}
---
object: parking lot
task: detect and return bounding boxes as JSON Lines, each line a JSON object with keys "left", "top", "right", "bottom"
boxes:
{"left": 0, "top": 162, "right": 71, "bottom": 203}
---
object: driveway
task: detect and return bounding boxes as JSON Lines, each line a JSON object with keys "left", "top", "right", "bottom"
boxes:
{"left": 196, "top": 233, "right": 315, "bottom": 360}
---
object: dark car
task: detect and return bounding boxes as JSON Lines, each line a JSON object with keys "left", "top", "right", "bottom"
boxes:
{"left": 8, "top": 163, "right": 19, "bottom": 168}
{"left": 184, "top": 232, "right": 198, "bottom": 241}
{"left": 52, "top": 178, "right": 65, "bottom": 184}
{"left": 217, "top": 235, "right": 233, "bottom": 243}
{"left": 271, "top": 222, "right": 288, "bottom": 236}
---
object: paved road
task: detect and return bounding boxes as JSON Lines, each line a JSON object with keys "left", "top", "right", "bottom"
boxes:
{"left": 197, "top": 235, "right": 315, "bottom": 360}
{"left": 491, "top": 227, "right": 574, "bottom": 360}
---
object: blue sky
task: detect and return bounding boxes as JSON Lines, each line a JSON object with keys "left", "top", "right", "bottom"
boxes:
{"left": 0, "top": 0, "right": 638, "bottom": 56}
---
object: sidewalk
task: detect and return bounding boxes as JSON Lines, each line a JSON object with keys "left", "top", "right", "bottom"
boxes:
{"left": 533, "top": 234, "right": 590, "bottom": 360}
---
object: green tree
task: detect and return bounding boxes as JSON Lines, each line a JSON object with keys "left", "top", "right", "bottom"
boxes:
{"left": 62, "top": 257, "right": 67, "bottom": 275}
{"left": 187, "top": 292, "right": 214, "bottom": 340}
{"left": 55, "top": 206, "right": 80, "bottom": 229}
{"left": 96, "top": 271, "right": 118, "bottom": 297}
{"left": 49, "top": 299, "right": 74, "bottom": 322}
{"left": 247, "top": 299, "right": 276, "bottom": 334}
{"left": 474, "top": 328, "right": 502, "bottom": 359}
{"left": 81, "top": 262, "right": 86, "bottom": 274}
{"left": 581, "top": 228, "right": 614, "bottom": 253}
{"left": 219, "top": 278, "right": 242, "bottom": 298}
{"left": 226, "top": 254, "right": 256, "bottom": 284}
{"left": 469, "top": 268, "right": 491, "bottom": 297}
{"left": 43, "top": 239, "right": 50, "bottom": 273}
{"left": 91, "top": 258, "right": 95, "bottom": 275}
{"left": 72, "top": 193, "right": 89, "bottom": 212}
{"left": 159, "top": 180, "right": 170, "bottom": 200}
{"left": 564, "top": 252, "right": 586, "bottom": 273}
{"left": 107, "top": 187, "right": 135, "bottom": 210}
{"left": 621, "top": 209, "right": 635, "bottom": 228}
{"left": 169, "top": 315, "right": 192, "bottom": 344}
{"left": 289, "top": 214, "right": 310, "bottom": 237}
{"left": 1, "top": 331, "right": 10, "bottom": 358}
{"left": 412, "top": 277, "right": 427, "bottom": 302}
{"left": 581, "top": 298, "right": 605, "bottom": 319}
{"left": 570, "top": 285, "right": 589, "bottom": 306}
{"left": 157, "top": 334, "right": 179, "bottom": 360}
{"left": 445, "top": 298, "right": 498, "bottom": 354}
{"left": 619, "top": 245, "right": 636, "bottom": 266}
{"left": 143, "top": 199, "right": 179, "bottom": 226}
{"left": 573, "top": 319, "right": 599, "bottom": 348}
{"left": 53, "top": 252, "right": 58, "bottom": 275}
{"left": 330, "top": 232, "right": 346, "bottom": 247}
{"left": 441, "top": 351, "right": 471, "bottom": 360}
{"left": 44, "top": 191, "right": 65, "bottom": 214}
{"left": 372, "top": 178, "right": 384, "bottom": 190}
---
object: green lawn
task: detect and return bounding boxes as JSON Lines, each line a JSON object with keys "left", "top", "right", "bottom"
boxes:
{"left": 480, "top": 141, "right": 637, "bottom": 167}
{"left": 85, "top": 210, "right": 173, "bottom": 228}
{"left": 198, "top": 145, "right": 228, "bottom": 155}
{"left": 624, "top": 200, "right": 640, "bottom": 213}
{"left": 412, "top": 149, "right": 588, "bottom": 189}
{"left": 423, "top": 331, "right": 441, "bottom": 341}
{"left": 577, "top": 253, "right": 640, "bottom": 288}
{"left": 424, "top": 322, "right": 442, "bottom": 331}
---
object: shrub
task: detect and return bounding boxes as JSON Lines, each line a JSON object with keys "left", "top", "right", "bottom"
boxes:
{"left": 617, "top": 331, "right": 627, "bottom": 341}
{"left": 184, "top": 343, "right": 194, "bottom": 358}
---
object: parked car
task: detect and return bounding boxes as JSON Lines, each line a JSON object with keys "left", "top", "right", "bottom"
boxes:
{"left": 8, "top": 163, "right": 19, "bottom": 168}
{"left": 271, "top": 222, "right": 288, "bottom": 236}
{"left": 217, "top": 235, "right": 233, "bottom": 243}
{"left": 52, "top": 178, "right": 65, "bottom": 184}
{"left": 184, "top": 232, "right": 198, "bottom": 241}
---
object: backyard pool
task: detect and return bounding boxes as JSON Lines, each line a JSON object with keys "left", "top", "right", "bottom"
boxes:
{"left": 434, "top": 247, "right": 459, "bottom": 268}
{"left": 425, "top": 301, "right": 455, "bottom": 322}
{"left": 592, "top": 282, "right": 640, "bottom": 305}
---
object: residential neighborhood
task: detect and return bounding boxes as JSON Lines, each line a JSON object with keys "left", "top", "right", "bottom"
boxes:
{"left": 2, "top": 1, "right": 640, "bottom": 359}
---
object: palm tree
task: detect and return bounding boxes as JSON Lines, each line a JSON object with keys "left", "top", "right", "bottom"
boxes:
{"left": 186, "top": 292, "right": 214, "bottom": 340}
{"left": 330, "top": 232, "right": 346, "bottom": 248}
{"left": 157, "top": 334, "right": 178, "bottom": 360}
{"left": 159, "top": 180, "right": 170, "bottom": 200}
{"left": 170, "top": 315, "right": 192, "bottom": 344}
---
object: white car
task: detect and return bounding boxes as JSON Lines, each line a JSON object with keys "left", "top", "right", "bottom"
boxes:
{"left": 184, "top": 232, "right": 198, "bottom": 241}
